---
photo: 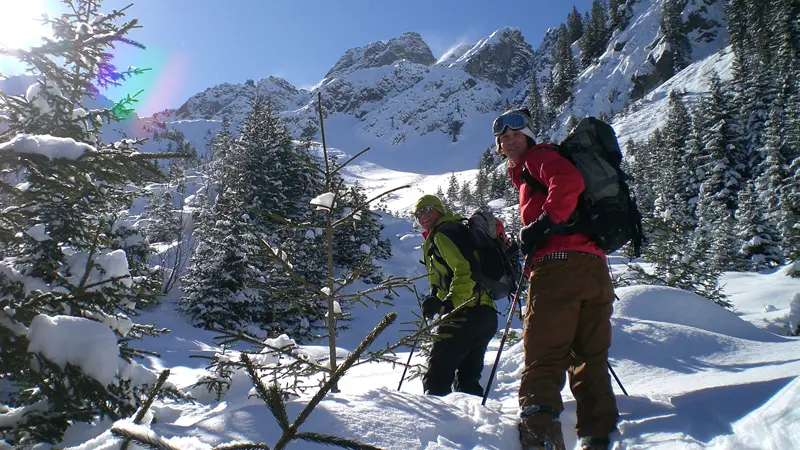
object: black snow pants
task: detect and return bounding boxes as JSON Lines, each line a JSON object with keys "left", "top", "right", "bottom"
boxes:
{"left": 423, "top": 304, "right": 499, "bottom": 396}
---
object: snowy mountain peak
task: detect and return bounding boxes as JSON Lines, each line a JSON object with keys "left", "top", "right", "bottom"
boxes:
{"left": 459, "top": 27, "right": 535, "bottom": 88}
{"left": 143, "top": 1, "right": 733, "bottom": 173}
{"left": 323, "top": 31, "right": 436, "bottom": 79}
{"left": 174, "top": 75, "right": 302, "bottom": 122}
{"left": 436, "top": 43, "right": 473, "bottom": 66}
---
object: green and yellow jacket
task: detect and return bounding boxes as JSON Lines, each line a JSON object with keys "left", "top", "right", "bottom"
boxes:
{"left": 422, "top": 212, "right": 495, "bottom": 309}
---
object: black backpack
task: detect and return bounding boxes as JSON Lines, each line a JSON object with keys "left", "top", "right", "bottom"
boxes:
{"left": 429, "top": 211, "right": 522, "bottom": 300}
{"left": 521, "top": 117, "right": 644, "bottom": 256}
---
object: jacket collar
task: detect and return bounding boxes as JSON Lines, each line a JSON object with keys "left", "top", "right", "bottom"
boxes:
{"left": 421, "top": 212, "right": 462, "bottom": 241}
{"left": 508, "top": 143, "right": 558, "bottom": 186}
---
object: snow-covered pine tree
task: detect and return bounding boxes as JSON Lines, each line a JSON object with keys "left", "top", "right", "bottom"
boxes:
{"left": 624, "top": 138, "right": 657, "bottom": 220}
{"left": 490, "top": 166, "right": 510, "bottom": 204}
{"left": 755, "top": 83, "right": 789, "bottom": 221}
{"left": 736, "top": 54, "right": 773, "bottom": 179}
{"left": 567, "top": 6, "right": 584, "bottom": 44}
{"left": 609, "top": 0, "right": 625, "bottom": 31}
{"left": 526, "top": 76, "right": 548, "bottom": 137}
{"left": 579, "top": 11, "right": 596, "bottom": 69}
{"left": 446, "top": 172, "right": 460, "bottom": 207}
{"left": 144, "top": 189, "right": 181, "bottom": 244}
{"left": 179, "top": 192, "right": 262, "bottom": 330}
{"left": 0, "top": 1, "right": 178, "bottom": 444}
{"left": 332, "top": 181, "right": 392, "bottom": 285}
{"left": 746, "top": 0, "right": 776, "bottom": 69}
{"left": 460, "top": 179, "right": 476, "bottom": 213}
{"left": 693, "top": 72, "right": 746, "bottom": 271}
{"left": 779, "top": 156, "right": 800, "bottom": 268}
{"left": 435, "top": 185, "right": 448, "bottom": 208}
{"left": 735, "top": 181, "right": 784, "bottom": 270}
{"left": 772, "top": 0, "right": 800, "bottom": 77}
{"left": 637, "top": 91, "right": 728, "bottom": 303}
{"left": 475, "top": 165, "right": 491, "bottom": 211}
{"left": 179, "top": 106, "right": 267, "bottom": 331}
{"left": 725, "top": 0, "right": 749, "bottom": 52}
{"left": 661, "top": 0, "right": 692, "bottom": 75}
{"left": 590, "top": 0, "right": 610, "bottom": 61}
{"left": 658, "top": 91, "right": 695, "bottom": 226}
{"left": 550, "top": 24, "right": 578, "bottom": 108}
{"left": 776, "top": 71, "right": 800, "bottom": 261}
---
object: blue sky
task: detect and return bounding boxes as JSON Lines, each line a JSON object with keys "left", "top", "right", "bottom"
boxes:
{"left": 2, "top": 0, "right": 594, "bottom": 115}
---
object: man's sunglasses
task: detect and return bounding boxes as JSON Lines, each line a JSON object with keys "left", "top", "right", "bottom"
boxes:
{"left": 492, "top": 112, "right": 529, "bottom": 136}
{"left": 414, "top": 205, "right": 437, "bottom": 218}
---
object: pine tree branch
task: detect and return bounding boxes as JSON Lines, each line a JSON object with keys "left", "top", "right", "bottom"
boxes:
{"left": 351, "top": 300, "right": 473, "bottom": 368}
{"left": 335, "top": 274, "right": 424, "bottom": 300}
{"left": 133, "top": 369, "right": 171, "bottom": 423}
{"left": 241, "top": 354, "right": 290, "bottom": 432}
{"left": 120, "top": 369, "right": 170, "bottom": 450}
{"left": 258, "top": 237, "right": 320, "bottom": 294}
{"left": 111, "top": 426, "right": 181, "bottom": 450}
{"left": 272, "top": 313, "right": 397, "bottom": 450}
{"left": 209, "top": 329, "right": 332, "bottom": 374}
{"left": 81, "top": 274, "right": 132, "bottom": 290}
{"left": 214, "top": 443, "right": 272, "bottom": 450}
{"left": 74, "top": 222, "right": 105, "bottom": 295}
{"left": 332, "top": 184, "right": 410, "bottom": 228}
{"left": 295, "top": 431, "right": 383, "bottom": 450}
{"left": 331, "top": 146, "right": 371, "bottom": 175}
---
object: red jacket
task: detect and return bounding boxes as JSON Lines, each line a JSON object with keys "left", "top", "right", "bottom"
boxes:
{"left": 508, "top": 144, "right": 606, "bottom": 262}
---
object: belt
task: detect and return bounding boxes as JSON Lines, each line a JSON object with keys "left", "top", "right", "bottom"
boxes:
{"left": 533, "top": 251, "right": 602, "bottom": 264}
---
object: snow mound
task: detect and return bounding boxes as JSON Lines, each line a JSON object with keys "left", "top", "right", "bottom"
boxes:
{"left": 27, "top": 315, "right": 120, "bottom": 386}
{"left": 0, "top": 134, "right": 95, "bottom": 160}
{"left": 310, "top": 388, "right": 520, "bottom": 449}
{"left": 709, "top": 377, "right": 800, "bottom": 450}
{"left": 614, "top": 285, "right": 782, "bottom": 342}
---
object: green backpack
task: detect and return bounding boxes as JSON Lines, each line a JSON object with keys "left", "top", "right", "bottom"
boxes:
{"left": 521, "top": 117, "right": 644, "bottom": 256}
{"left": 429, "top": 211, "right": 522, "bottom": 300}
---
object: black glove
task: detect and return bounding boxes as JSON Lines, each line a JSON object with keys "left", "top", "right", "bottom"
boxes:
{"left": 441, "top": 297, "right": 455, "bottom": 314}
{"left": 421, "top": 295, "right": 443, "bottom": 319}
{"left": 519, "top": 211, "right": 561, "bottom": 256}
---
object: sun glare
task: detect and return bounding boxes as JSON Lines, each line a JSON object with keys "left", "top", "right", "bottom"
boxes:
{"left": 0, "top": 0, "right": 52, "bottom": 49}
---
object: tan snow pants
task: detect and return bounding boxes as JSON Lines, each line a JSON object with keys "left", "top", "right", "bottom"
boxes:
{"left": 519, "top": 252, "right": 619, "bottom": 440}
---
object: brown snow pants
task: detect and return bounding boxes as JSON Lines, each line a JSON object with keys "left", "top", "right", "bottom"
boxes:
{"left": 519, "top": 252, "right": 619, "bottom": 440}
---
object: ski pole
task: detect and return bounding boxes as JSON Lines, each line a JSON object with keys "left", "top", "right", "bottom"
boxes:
{"left": 398, "top": 287, "right": 434, "bottom": 391}
{"left": 607, "top": 360, "right": 628, "bottom": 396}
{"left": 398, "top": 317, "right": 428, "bottom": 392}
{"left": 397, "top": 338, "right": 418, "bottom": 391}
{"left": 482, "top": 256, "right": 530, "bottom": 406}
{"left": 604, "top": 259, "right": 629, "bottom": 396}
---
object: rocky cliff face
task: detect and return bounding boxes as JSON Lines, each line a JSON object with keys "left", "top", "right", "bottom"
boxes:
{"left": 631, "top": 0, "right": 727, "bottom": 101}
{"left": 324, "top": 32, "right": 436, "bottom": 79}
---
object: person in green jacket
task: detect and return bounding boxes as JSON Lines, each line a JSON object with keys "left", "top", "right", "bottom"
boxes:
{"left": 414, "top": 194, "right": 498, "bottom": 396}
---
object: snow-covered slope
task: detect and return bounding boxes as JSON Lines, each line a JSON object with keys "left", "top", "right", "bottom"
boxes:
{"left": 58, "top": 221, "right": 800, "bottom": 449}
{"left": 613, "top": 46, "right": 734, "bottom": 150}
{"left": 541, "top": 0, "right": 727, "bottom": 138}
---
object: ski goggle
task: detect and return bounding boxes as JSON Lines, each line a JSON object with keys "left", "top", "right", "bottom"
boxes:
{"left": 492, "top": 112, "right": 529, "bottom": 136}
{"left": 414, "top": 205, "right": 437, "bottom": 218}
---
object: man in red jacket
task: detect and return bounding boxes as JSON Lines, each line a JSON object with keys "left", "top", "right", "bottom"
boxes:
{"left": 493, "top": 109, "right": 618, "bottom": 450}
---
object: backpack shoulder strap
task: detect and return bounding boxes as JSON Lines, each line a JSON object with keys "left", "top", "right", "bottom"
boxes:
{"left": 428, "top": 220, "right": 480, "bottom": 283}
{"left": 520, "top": 165, "right": 547, "bottom": 194}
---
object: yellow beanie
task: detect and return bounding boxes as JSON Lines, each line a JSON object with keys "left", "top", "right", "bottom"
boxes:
{"left": 413, "top": 194, "right": 445, "bottom": 215}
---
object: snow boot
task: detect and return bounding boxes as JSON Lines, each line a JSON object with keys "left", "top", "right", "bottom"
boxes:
{"left": 578, "top": 436, "right": 611, "bottom": 450}
{"left": 518, "top": 405, "right": 566, "bottom": 450}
